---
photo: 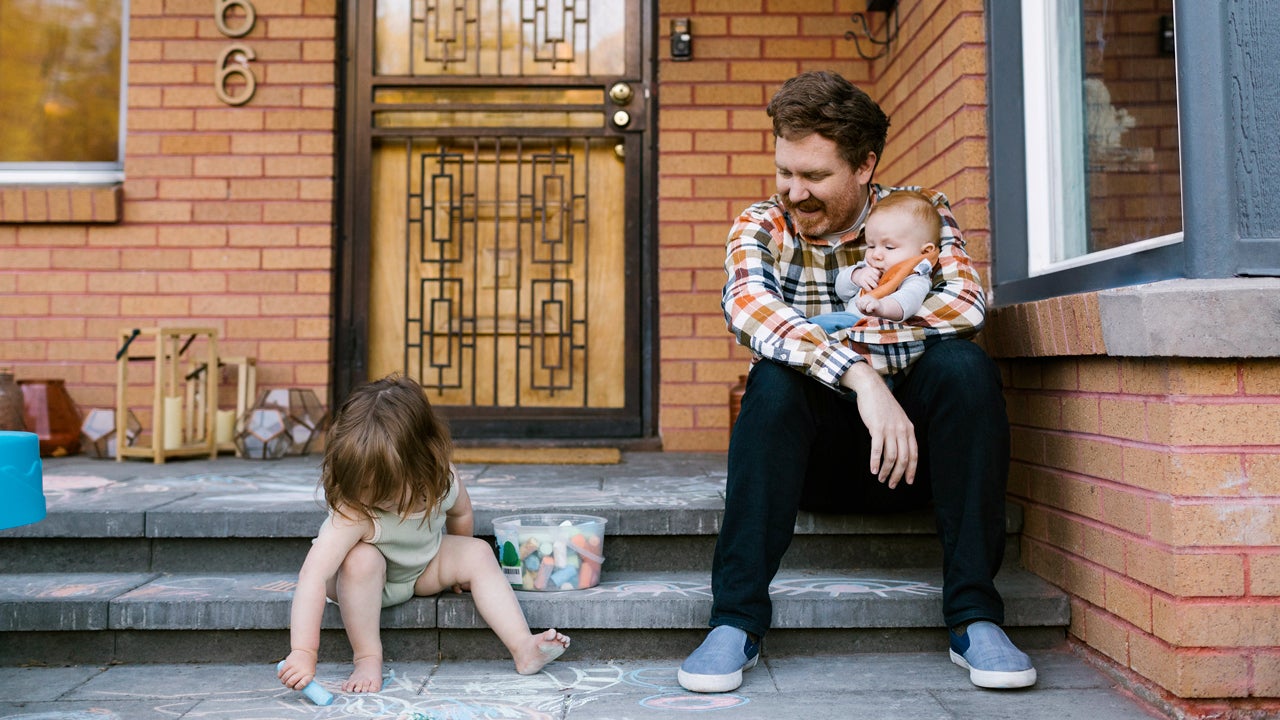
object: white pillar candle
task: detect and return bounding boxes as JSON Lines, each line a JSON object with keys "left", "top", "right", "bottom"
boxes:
{"left": 163, "top": 396, "right": 184, "bottom": 450}
{"left": 215, "top": 409, "right": 236, "bottom": 445}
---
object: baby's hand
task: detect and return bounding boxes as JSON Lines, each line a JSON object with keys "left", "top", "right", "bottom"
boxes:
{"left": 278, "top": 649, "right": 318, "bottom": 690}
{"left": 855, "top": 294, "right": 882, "bottom": 316}
{"left": 850, "top": 265, "right": 881, "bottom": 291}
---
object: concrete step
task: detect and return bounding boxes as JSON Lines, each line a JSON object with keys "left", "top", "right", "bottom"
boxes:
{"left": 0, "top": 568, "right": 1068, "bottom": 665}
{"left": 0, "top": 455, "right": 1066, "bottom": 667}
{"left": 0, "top": 466, "right": 1025, "bottom": 573}
{"left": 0, "top": 512, "right": 1023, "bottom": 574}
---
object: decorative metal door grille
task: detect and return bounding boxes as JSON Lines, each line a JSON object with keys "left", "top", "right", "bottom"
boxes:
{"left": 402, "top": 137, "right": 596, "bottom": 405}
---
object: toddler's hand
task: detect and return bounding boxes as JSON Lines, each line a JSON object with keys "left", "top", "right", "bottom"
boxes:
{"left": 451, "top": 581, "right": 471, "bottom": 593}
{"left": 850, "top": 265, "right": 881, "bottom": 291}
{"left": 278, "top": 649, "right": 318, "bottom": 690}
{"left": 856, "top": 294, "right": 883, "bottom": 317}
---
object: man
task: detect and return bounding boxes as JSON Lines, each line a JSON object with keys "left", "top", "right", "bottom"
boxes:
{"left": 677, "top": 71, "right": 1036, "bottom": 693}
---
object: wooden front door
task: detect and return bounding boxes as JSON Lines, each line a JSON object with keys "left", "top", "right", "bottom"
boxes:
{"left": 335, "top": 0, "right": 655, "bottom": 439}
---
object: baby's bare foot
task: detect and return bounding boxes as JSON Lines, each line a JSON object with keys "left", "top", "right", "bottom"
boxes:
{"left": 343, "top": 655, "right": 383, "bottom": 693}
{"left": 515, "top": 628, "right": 571, "bottom": 675}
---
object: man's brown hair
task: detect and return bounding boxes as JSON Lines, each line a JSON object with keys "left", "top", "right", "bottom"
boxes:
{"left": 766, "top": 70, "right": 891, "bottom": 176}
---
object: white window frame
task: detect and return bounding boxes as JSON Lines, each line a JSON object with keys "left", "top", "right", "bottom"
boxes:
{"left": 0, "top": 4, "right": 129, "bottom": 186}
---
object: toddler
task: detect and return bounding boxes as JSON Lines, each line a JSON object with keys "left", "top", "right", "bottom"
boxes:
{"left": 277, "top": 375, "right": 570, "bottom": 694}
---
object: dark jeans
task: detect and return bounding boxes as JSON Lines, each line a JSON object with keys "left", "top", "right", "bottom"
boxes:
{"left": 709, "top": 339, "right": 1010, "bottom": 638}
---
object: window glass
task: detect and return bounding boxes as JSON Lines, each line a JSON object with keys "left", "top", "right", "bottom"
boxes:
{"left": 0, "top": 0, "right": 126, "bottom": 180}
{"left": 1021, "top": 0, "right": 1181, "bottom": 275}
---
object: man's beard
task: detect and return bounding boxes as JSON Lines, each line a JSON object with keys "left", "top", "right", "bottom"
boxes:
{"left": 781, "top": 196, "right": 828, "bottom": 235}
{"left": 781, "top": 183, "right": 865, "bottom": 237}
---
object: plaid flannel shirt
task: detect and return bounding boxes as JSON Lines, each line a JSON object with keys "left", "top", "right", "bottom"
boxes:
{"left": 722, "top": 185, "right": 986, "bottom": 392}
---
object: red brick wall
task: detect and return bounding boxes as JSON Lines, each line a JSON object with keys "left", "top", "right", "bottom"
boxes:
{"left": 655, "top": 0, "right": 990, "bottom": 450}
{"left": 870, "top": 3, "right": 990, "bottom": 263}
{"left": 0, "top": 1, "right": 336, "bottom": 428}
{"left": 1010, "top": 357, "right": 1280, "bottom": 702}
{"left": 987, "top": 298, "right": 1280, "bottom": 711}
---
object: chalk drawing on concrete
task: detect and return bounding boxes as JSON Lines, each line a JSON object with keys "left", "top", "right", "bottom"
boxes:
{"left": 582, "top": 579, "right": 713, "bottom": 598}
{"left": 28, "top": 578, "right": 131, "bottom": 599}
{"left": 624, "top": 667, "right": 750, "bottom": 712}
{"left": 0, "top": 711, "right": 119, "bottom": 720}
{"left": 641, "top": 693, "right": 750, "bottom": 711}
{"left": 253, "top": 579, "right": 297, "bottom": 594}
{"left": 467, "top": 476, "right": 724, "bottom": 511}
{"left": 769, "top": 577, "right": 942, "bottom": 598}
{"left": 8, "top": 662, "right": 753, "bottom": 719}
{"left": 42, "top": 475, "right": 116, "bottom": 494}
{"left": 121, "top": 576, "right": 238, "bottom": 600}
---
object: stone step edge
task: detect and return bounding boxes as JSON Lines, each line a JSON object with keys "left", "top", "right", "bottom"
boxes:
{"left": 0, "top": 568, "right": 1068, "bottom": 633}
{"left": 3, "top": 504, "right": 1025, "bottom": 540}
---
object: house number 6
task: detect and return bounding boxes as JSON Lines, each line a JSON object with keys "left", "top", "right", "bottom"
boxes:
{"left": 215, "top": 0, "right": 258, "bottom": 106}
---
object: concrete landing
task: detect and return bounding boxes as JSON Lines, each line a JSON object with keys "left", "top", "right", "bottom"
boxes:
{"left": 0, "top": 651, "right": 1163, "bottom": 719}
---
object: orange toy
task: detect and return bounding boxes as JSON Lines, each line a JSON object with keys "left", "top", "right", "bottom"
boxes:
{"left": 866, "top": 247, "right": 940, "bottom": 300}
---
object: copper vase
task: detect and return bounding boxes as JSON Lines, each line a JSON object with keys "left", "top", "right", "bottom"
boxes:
{"left": 19, "top": 379, "right": 81, "bottom": 457}
{"left": 0, "top": 371, "right": 24, "bottom": 431}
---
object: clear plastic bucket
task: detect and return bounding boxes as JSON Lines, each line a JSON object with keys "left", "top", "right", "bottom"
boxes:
{"left": 492, "top": 513, "right": 606, "bottom": 591}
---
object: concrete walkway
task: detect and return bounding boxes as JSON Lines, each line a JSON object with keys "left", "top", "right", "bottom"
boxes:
{"left": 0, "top": 650, "right": 1162, "bottom": 719}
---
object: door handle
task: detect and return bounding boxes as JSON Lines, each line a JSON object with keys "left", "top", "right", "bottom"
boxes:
{"left": 609, "top": 82, "right": 633, "bottom": 105}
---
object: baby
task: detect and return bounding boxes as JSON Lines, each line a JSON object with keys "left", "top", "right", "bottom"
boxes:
{"left": 811, "top": 189, "right": 940, "bottom": 332}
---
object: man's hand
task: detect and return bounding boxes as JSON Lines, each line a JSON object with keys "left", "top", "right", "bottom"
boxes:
{"left": 850, "top": 265, "right": 881, "bottom": 292}
{"left": 840, "top": 362, "right": 917, "bottom": 488}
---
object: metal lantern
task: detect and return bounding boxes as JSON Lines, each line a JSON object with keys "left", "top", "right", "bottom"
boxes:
{"left": 232, "top": 406, "right": 294, "bottom": 460}
{"left": 257, "top": 388, "right": 328, "bottom": 455}
{"left": 80, "top": 408, "right": 141, "bottom": 459}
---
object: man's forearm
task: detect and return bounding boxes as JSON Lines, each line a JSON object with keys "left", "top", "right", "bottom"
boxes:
{"left": 839, "top": 360, "right": 882, "bottom": 394}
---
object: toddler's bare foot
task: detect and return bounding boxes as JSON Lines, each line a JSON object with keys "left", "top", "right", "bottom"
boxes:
{"left": 514, "top": 628, "right": 571, "bottom": 675}
{"left": 343, "top": 655, "right": 383, "bottom": 693}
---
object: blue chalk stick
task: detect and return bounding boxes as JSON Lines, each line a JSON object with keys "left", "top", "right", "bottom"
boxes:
{"left": 550, "top": 565, "right": 578, "bottom": 587}
{"left": 277, "top": 660, "right": 334, "bottom": 706}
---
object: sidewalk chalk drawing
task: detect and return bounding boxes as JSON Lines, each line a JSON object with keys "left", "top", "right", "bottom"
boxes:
{"left": 0, "top": 707, "right": 119, "bottom": 712}
{"left": 467, "top": 475, "right": 726, "bottom": 510}
{"left": 624, "top": 667, "right": 749, "bottom": 712}
{"left": 582, "top": 579, "right": 712, "bottom": 597}
{"left": 770, "top": 577, "right": 942, "bottom": 598}
{"left": 576, "top": 576, "right": 941, "bottom": 599}
{"left": 40, "top": 472, "right": 326, "bottom": 508}
{"left": 3, "top": 664, "right": 752, "bottom": 718}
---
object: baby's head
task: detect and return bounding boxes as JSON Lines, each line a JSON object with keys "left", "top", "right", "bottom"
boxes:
{"left": 862, "top": 190, "right": 940, "bottom": 270}
{"left": 322, "top": 374, "right": 453, "bottom": 520}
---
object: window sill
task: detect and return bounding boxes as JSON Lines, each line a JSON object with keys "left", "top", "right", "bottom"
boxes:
{"left": 0, "top": 184, "right": 122, "bottom": 224}
{"left": 982, "top": 278, "right": 1280, "bottom": 359}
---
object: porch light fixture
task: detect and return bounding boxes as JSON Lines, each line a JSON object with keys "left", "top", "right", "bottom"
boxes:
{"left": 845, "top": 0, "right": 900, "bottom": 61}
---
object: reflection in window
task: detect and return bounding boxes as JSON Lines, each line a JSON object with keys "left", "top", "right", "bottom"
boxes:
{"left": 0, "top": 0, "right": 125, "bottom": 179}
{"left": 1081, "top": 2, "right": 1181, "bottom": 255}
{"left": 1023, "top": 0, "right": 1180, "bottom": 273}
